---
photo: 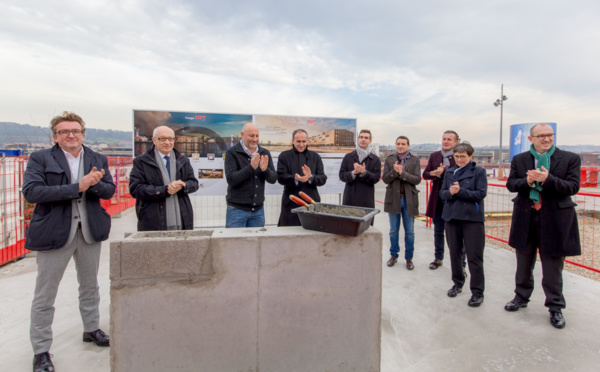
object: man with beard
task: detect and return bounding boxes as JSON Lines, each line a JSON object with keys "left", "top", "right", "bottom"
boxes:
{"left": 224, "top": 123, "right": 277, "bottom": 227}
{"left": 277, "top": 129, "right": 327, "bottom": 226}
{"left": 339, "top": 129, "right": 381, "bottom": 208}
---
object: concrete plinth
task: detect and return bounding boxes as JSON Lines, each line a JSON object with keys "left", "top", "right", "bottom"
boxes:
{"left": 110, "top": 227, "right": 382, "bottom": 372}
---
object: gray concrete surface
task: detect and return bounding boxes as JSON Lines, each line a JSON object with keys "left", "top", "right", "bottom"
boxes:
{"left": 2, "top": 198, "right": 600, "bottom": 371}
{"left": 109, "top": 227, "right": 381, "bottom": 371}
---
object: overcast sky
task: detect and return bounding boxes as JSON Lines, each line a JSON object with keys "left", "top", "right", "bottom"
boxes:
{"left": 1, "top": 0, "right": 599, "bottom": 146}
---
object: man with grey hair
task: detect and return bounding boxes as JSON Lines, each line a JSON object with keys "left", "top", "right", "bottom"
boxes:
{"left": 224, "top": 123, "right": 277, "bottom": 227}
{"left": 504, "top": 123, "right": 581, "bottom": 329}
{"left": 23, "top": 111, "right": 115, "bottom": 372}
{"left": 130, "top": 125, "right": 199, "bottom": 231}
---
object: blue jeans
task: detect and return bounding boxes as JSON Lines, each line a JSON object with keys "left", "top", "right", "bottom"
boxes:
{"left": 226, "top": 206, "right": 265, "bottom": 228}
{"left": 388, "top": 198, "right": 415, "bottom": 259}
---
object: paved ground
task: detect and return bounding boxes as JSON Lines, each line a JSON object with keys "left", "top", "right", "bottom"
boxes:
{"left": 2, "top": 198, "right": 600, "bottom": 371}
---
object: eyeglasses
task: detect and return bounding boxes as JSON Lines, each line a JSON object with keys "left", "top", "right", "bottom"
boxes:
{"left": 55, "top": 129, "right": 84, "bottom": 136}
{"left": 155, "top": 137, "right": 176, "bottom": 142}
{"left": 453, "top": 155, "right": 470, "bottom": 159}
{"left": 532, "top": 133, "right": 555, "bottom": 139}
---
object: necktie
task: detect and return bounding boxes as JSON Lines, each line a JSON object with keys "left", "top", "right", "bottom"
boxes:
{"left": 164, "top": 155, "right": 171, "bottom": 177}
{"left": 533, "top": 197, "right": 542, "bottom": 211}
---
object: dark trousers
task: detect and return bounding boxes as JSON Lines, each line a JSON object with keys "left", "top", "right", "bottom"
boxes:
{"left": 432, "top": 199, "right": 446, "bottom": 260}
{"left": 445, "top": 220, "right": 485, "bottom": 296}
{"left": 514, "top": 209, "right": 566, "bottom": 312}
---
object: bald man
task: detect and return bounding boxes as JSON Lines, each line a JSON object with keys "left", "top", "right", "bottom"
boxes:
{"left": 224, "top": 123, "right": 277, "bottom": 227}
{"left": 130, "top": 125, "right": 199, "bottom": 231}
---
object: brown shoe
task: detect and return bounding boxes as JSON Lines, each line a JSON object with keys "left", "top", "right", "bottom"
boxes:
{"left": 429, "top": 259, "right": 443, "bottom": 269}
{"left": 406, "top": 259, "right": 414, "bottom": 270}
{"left": 387, "top": 256, "right": 398, "bottom": 267}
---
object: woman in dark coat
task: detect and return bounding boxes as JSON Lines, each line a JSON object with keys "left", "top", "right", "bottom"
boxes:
{"left": 439, "top": 142, "right": 487, "bottom": 307}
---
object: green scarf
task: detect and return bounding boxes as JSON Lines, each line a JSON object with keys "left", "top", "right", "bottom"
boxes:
{"left": 529, "top": 144, "right": 555, "bottom": 203}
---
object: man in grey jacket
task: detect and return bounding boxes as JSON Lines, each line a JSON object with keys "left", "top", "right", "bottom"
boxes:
{"left": 382, "top": 136, "right": 421, "bottom": 270}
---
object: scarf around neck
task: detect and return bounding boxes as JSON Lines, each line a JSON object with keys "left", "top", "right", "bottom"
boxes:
{"left": 440, "top": 149, "right": 454, "bottom": 167}
{"left": 356, "top": 145, "right": 372, "bottom": 163}
{"left": 528, "top": 144, "right": 555, "bottom": 203}
{"left": 396, "top": 151, "right": 409, "bottom": 166}
{"left": 154, "top": 148, "right": 182, "bottom": 230}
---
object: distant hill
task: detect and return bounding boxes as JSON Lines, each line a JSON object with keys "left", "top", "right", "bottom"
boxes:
{"left": 0, "top": 122, "right": 132, "bottom": 147}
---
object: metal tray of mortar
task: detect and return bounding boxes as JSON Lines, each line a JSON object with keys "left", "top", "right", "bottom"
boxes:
{"left": 291, "top": 203, "right": 380, "bottom": 236}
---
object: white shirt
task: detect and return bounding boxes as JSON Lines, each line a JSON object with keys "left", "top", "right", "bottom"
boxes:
{"left": 61, "top": 147, "right": 84, "bottom": 182}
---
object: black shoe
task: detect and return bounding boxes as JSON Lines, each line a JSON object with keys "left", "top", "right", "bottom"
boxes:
{"left": 447, "top": 285, "right": 462, "bottom": 298}
{"left": 387, "top": 256, "right": 398, "bottom": 267}
{"left": 504, "top": 298, "right": 528, "bottom": 312}
{"left": 83, "top": 328, "right": 110, "bottom": 347}
{"left": 33, "top": 352, "right": 54, "bottom": 372}
{"left": 550, "top": 311, "right": 566, "bottom": 329}
{"left": 429, "top": 259, "right": 443, "bottom": 270}
{"left": 468, "top": 295, "right": 484, "bottom": 307}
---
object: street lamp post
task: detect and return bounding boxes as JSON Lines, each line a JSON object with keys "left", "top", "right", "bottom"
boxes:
{"left": 493, "top": 84, "right": 508, "bottom": 178}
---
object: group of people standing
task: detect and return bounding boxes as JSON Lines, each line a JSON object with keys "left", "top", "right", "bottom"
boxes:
{"left": 22, "top": 111, "right": 581, "bottom": 371}
{"left": 384, "top": 124, "right": 581, "bottom": 331}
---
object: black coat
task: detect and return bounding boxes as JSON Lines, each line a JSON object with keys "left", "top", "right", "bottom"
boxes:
{"left": 277, "top": 147, "right": 327, "bottom": 226}
{"left": 22, "top": 144, "right": 115, "bottom": 251}
{"left": 129, "top": 146, "right": 199, "bottom": 231}
{"left": 224, "top": 142, "right": 277, "bottom": 211}
{"left": 439, "top": 161, "right": 487, "bottom": 222}
{"left": 338, "top": 151, "right": 381, "bottom": 208}
{"left": 507, "top": 148, "right": 581, "bottom": 257}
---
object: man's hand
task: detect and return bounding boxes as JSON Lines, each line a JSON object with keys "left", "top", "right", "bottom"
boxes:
{"left": 393, "top": 161, "right": 403, "bottom": 175}
{"left": 430, "top": 163, "right": 446, "bottom": 178}
{"left": 527, "top": 166, "right": 549, "bottom": 184}
{"left": 353, "top": 162, "right": 366, "bottom": 175}
{"left": 294, "top": 164, "right": 313, "bottom": 183}
{"left": 78, "top": 167, "right": 105, "bottom": 192}
{"left": 250, "top": 153, "right": 260, "bottom": 170}
{"left": 259, "top": 155, "right": 269, "bottom": 172}
{"left": 449, "top": 181, "right": 460, "bottom": 195}
{"left": 167, "top": 180, "right": 186, "bottom": 194}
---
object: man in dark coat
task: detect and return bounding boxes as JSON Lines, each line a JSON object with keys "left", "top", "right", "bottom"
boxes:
{"left": 504, "top": 123, "right": 581, "bottom": 329}
{"left": 423, "top": 130, "right": 460, "bottom": 270}
{"left": 130, "top": 126, "right": 199, "bottom": 231}
{"left": 339, "top": 129, "right": 381, "bottom": 208}
{"left": 277, "top": 129, "right": 327, "bottom": 226}
{"left": 224, "top": 123, "right": 277, "bottom": 227}
{"left": 23, "top": 112, "right": 115, "bottom": 372}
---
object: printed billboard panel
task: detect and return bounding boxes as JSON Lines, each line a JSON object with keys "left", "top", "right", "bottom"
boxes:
{"left": 509, "top": 122, "right": 557, "bottom": 161}
{"left": 133, "top": 110, "right": 357, "bottom": 195}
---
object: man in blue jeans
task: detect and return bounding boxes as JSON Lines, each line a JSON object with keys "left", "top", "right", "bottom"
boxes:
{"left": 224, "top": 123, "right": 277, "bottom": 227}
{"left": 382, "top": 136, "right": 422, "bottom": 270}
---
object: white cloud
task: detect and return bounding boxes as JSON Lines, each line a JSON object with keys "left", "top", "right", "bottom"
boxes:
{"left": 1, "top": 0, "right": 598, "bottom": 146}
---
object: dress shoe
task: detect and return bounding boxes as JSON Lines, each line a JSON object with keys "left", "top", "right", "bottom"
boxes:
{"left": 83, "top": 328, "right": 110, "bottom": 347}
{"left": 550, "top": 311, "right": 566, "bottom": 329}
{"left": 429, "top": 259, "right": 443, "bottom": 270}
{"left": 386, "top": 256, "right": 398, "bottom": 267}
{"left": 33, "top": 352, "right": 54, "bottom": 372}
{"left": 504, "top": 298, "right": 528, "bottom": 312}
{"left": 406, "top": 259, "right": 414, "bottom": 270}
{"left": 468, "top": 295, "right": 484, "bottom": 307}
{"left": 447, "top": 285, "right": 462, "bottom": 297}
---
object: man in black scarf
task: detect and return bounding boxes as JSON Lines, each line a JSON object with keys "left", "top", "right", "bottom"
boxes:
{"left": 277, "top": 129, "right": 327, "bottom": 226}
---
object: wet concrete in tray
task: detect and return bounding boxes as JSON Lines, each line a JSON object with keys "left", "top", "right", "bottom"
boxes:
{"left": 307, "top": 203, "right": 371, "bottom": 217}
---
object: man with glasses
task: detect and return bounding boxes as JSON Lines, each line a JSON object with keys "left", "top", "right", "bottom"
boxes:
{"left": 224, "top": 123, "right": 277, "bottom": 227}
{"left": 504, "top": 123, "right": 581, "bottom": 329}
{"left": 130, "top": 125, "right": 199, "bottom": 231}
{"left": 23, "top": 112, "right": 115, "bottom": 372}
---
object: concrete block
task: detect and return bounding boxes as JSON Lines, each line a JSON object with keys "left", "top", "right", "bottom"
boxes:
{"left": 110, "top": 226, "right": 382, "bottom": 372}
